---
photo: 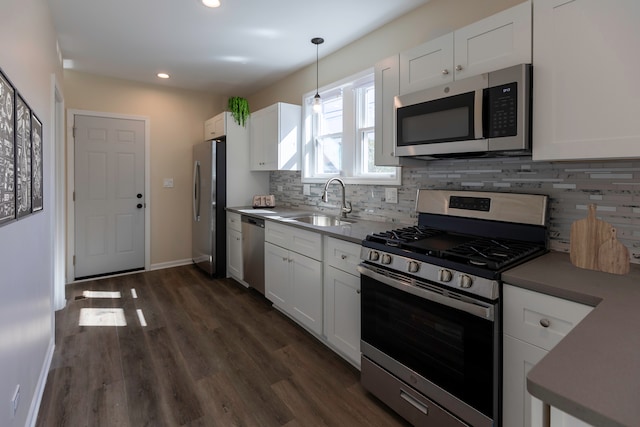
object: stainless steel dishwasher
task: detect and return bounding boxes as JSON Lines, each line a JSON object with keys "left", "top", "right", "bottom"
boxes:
{"left": 241, "top": 215, "right": 265, "bottom": 295}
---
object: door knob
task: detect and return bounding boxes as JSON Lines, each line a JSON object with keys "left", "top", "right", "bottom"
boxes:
{"left": 137, "top": 203, "right": 143, "bottom": 209}
{"left": 137, "top": 193, "right": 143, "bottom": 199}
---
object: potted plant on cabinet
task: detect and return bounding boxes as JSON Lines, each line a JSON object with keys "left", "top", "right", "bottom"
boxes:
{"left": 228, "top": 96, "right": 250, "bottom": 127}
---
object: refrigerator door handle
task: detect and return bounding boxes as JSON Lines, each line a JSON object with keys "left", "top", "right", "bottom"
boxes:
{"left": 193, "top": 160, "right": 201, "bottom": 221}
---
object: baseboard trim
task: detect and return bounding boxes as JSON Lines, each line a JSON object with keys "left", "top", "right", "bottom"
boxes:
{"left": 26, "top": 337, "right": 55, "bottom": 427}
{"left": 149, "top": 258, "right": 193, "bottom": 271}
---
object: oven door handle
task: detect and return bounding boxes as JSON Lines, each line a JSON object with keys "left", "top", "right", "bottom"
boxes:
{"left": 357, "top": 264, "right": 495, "bottom": 321}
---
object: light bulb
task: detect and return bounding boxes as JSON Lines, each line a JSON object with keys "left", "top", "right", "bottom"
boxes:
{"left": 202, "top": 0, "right": 220, "bottom": 8}
{"left": 313, "top": 94, "right": 321, "bottom": 113}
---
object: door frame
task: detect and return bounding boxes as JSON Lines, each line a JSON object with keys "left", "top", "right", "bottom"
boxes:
{"left": 66, "top": 109, "right": 151, "bottom": 282}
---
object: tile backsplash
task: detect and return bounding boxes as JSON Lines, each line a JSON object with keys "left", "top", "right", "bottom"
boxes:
{"left": 269, "top": 157, "right": 640, "bottom": 263}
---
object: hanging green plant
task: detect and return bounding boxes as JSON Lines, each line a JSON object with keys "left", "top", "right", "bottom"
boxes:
{"left": 228, "top": 96, "right": 250, "bottom": 127}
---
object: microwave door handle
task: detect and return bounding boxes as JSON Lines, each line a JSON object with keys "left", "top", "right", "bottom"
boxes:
{"left": 474, "top": 89, "right": 484, "bottom": 139}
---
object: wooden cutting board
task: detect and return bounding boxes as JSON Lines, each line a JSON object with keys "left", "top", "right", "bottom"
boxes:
{"left": 569, "top": 204, "right": 611, "bottom": 271}
{"left": 597, "top": 227, "right": 630, "bottom": 275}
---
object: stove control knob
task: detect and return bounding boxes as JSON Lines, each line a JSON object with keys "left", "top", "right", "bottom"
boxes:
{"left": 438, "top": 269, "right": 453, "bottom": 282}
{"left": 381, "top": 254, "right": 393, "bottom": 265}
{"left": 407, "top": 261, "right": 420, "bottom": 273}
{"left": 368, "top": 250, "right": 380, "bottom": 261}
{"left": 458, "top": 275, "right": 473, "bottom": 289}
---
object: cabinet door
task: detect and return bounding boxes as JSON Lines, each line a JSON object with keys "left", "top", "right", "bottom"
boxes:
{"left": 374, "top": 55, "right": 401, "bottom": 166}
{"left": 276, "top": 103, "right": 302, "bottom": 171}
{"left": 290, "top": 251, "right": 323, "bottom": 335}
{"left": 227, "top": 228, "right": 243, "bottom": 280}
{"left": 249, "top": 105, "right": 277, "bottom": 170}
{"left": 205, "top": 113, "right": 226, "bottom": 140}
{"left": 533, "top": 0, "right": 640, "bottom": 161}
{"left": 399, "top": 32, "right": 454, "bottom": 95}
{"left": 503, "top": 334, "right": 549, "bottom": 427}
{"left": 454, "top": 1, "right": 531, "bottom": 79}
{"left": 264, "top": 242, "right": 291, "bottom": 309}
{"left": 550, "top": 407, "right": 594, "bottom": 427}
{"left": 325, "top": 267, "right": 360, "bottom": 366}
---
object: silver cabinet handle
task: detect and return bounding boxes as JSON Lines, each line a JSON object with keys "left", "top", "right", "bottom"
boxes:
{"left": 442, "top": 69, "right": 449, "bottom": 75}
{"left": 455, "top": 64, "right": 463, "bottom": 71}
{"left": 356, "top": 289, "right": 361, "bottom": 294}
{"left": 540, "top": 318, "right": 551, "bottom": 328}
{"left": 341, "top": 254, "right": 347, "bottom": 260}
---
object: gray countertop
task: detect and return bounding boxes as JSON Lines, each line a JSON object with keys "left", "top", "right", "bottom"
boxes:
{"left": 226, "top": 206, "right": 410, "bottom": 244}
{"left": 503, "top": 252, "right": 640, "bottom": 427}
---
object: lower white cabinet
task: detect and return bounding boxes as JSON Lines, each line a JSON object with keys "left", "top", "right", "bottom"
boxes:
{"left": 503, "top": 284, "right": 593, "bottom": 427}
{"left": 325, "top": 266, "right": 360, "bottom": 366}
{"left": 226, "top": 212, "right": 243, "bottom": 281}
{"left": 550, "top": 407, "right": 594, "bottom": 427}
{"left": 323, "top": 237, "right": 362, "bottom": 367}
{"left": 264, "top": 222, "right": 323, "bottom": 336}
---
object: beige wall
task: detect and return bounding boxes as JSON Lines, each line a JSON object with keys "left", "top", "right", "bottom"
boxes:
{"left": 248, "top": 0, "right": 523, "bottom": 110}
{"left": 63, "top": 71, "right": 225, "bottom": 265}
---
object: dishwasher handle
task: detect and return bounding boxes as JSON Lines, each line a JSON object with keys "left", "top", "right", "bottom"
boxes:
{"left": 241, "top": 215, "right": 265, "bottom": 228}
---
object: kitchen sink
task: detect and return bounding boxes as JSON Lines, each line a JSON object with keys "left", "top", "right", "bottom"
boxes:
{"left": 289, "top": 214, "right": 354, "bottom": 227}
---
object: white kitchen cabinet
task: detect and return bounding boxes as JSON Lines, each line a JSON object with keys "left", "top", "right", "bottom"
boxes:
{"left": 399, "top": 1, "right": 531, "bottom": 95}
{"left": 226, "top": 212, "right": 243, "bottom": 281}
{"left": 374, "top": 55, "right": 423, "bottom": 167}
{"left": 550, "top": 407, "right": 594, "bottom": 427}
{"left": 204, "top": 112, "right": 225, "bottom": 140}
{"left": 503, "top": 284, "right": 593, "bottom": 427}
{"left": 264, "top": 222, "right": 323, "bottom": 335}
{"left": 250, "top": 102, "right": 301, "bottom": 171}
{"left": 532, "top": 0, "right": 640, "bottom": 161}
{"left": 323, "top": 237, "right": 361, "bottom": 367}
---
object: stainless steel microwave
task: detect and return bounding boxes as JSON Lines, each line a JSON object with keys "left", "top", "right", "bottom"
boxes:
{"left": 394, "top": 63, "right": 532, "bottom": 158}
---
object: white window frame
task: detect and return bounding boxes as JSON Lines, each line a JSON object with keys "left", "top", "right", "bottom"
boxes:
{"left": 301, "top": 69, "right": 401, "bottom": 185}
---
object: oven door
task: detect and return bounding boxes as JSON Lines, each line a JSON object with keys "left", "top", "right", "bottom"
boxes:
{"left": 358, "top": 263, "right": 500, "bottom": 427}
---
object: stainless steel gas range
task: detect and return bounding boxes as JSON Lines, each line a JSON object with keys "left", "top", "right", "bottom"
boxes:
{"left": 358, "top": 189, "right": 548, "bottom": 427}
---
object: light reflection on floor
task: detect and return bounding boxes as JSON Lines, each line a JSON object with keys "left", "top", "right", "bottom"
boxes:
{"left": 77, "top": 289, "right": 147, "bottom": 327}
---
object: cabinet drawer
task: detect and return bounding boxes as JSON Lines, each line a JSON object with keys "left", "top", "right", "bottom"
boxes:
{"left": 227, "top": 212, "right": 241, "bottom": 232}
{"left": 265, "top": 221, "right": 322, "bottom": 260}
{"left": 503, "top": 284, "right": 593, "bottom": 351}
{"left": 325, "top": 237, "right": 361, "bottom": 276}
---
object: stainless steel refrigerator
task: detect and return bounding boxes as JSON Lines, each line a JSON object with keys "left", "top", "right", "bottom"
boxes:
{"left": 192, "top": 137, "right": 226, "bottom": 276}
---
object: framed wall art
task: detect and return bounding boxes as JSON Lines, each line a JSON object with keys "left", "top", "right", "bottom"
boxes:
{"left": 15, "top": 93, "right": 32, "bottom": 219}
{"left": 0, "top": 69, "right": 15, "bottom": 226}
{"left": 31, "top": 113, "right": 43, "bottom": 212}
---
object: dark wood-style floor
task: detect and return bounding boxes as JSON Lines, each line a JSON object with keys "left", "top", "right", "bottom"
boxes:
{"left": 36, "top": 265, "right": 410, "bottom": 426}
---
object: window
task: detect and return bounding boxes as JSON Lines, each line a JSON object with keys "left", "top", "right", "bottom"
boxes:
{"left": 302, "top": 69, "right": 400, "bottom": 184}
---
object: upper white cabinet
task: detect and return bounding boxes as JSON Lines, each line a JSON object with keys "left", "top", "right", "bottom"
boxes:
{"left": 532, "top": 0, "right": 640, "bottom": 161}
{"left": 204, "top": 112, "right": 225, "bottom": 140}
{"left": 250, "top": 102, "right": 301, "bottom": 171}
{"left": 502, "top": 284, "right": 593, "bottom": 427}
{"left": 399, "top": 1, "right": 531, "bottom": 95}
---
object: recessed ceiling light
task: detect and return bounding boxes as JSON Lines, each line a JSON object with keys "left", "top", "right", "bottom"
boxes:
{"left": 202, "top": 0, "right": 220, "bottom": 7}
{"left": 157, "top": 73, "right": 170, "bottom": 79}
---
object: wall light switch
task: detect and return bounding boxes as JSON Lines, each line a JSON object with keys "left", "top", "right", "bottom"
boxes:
{"left": 303, "top": 184, "right": 311, "bottom": 196}
{"left": 385, "top": 187, "right": 398, "bottom": 204}
{"left": 163, "top": 178, "right": 174, "bottom": 188}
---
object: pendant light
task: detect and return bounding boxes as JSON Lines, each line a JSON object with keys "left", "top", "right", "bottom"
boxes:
{"left": 202, "top": 0, "right": 220, "bottom": 8}
{"left": 311, "top": 37, "right": 324, "bottom": 113}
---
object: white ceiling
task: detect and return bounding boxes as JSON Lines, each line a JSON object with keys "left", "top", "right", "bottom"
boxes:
{"left": 49, "top": 0, "right": 430, "bottom": 96}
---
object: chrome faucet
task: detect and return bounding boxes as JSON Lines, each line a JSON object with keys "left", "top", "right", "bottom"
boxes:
{"left": 321, "top": 177, "right": 352, "bottom": 219}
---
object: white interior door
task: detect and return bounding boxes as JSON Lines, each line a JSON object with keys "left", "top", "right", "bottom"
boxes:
{"left": 74, "top": 114, "right": 145, "bottom": 278}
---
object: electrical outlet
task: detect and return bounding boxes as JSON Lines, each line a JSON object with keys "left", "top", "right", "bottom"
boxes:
{"left": 163, "top": 178, "right": 174, "bottom": 188}
{"left": 11, "top": 384, "right": 19, "bottom": 418}
{"left": 277, "top": 185, "right": 283, "bottom": 192}
{"left": 385, "top": 187, "right": 398, "bottom": 204}
{"left": 303, "top": 184, "right": 311, "bottom": 196}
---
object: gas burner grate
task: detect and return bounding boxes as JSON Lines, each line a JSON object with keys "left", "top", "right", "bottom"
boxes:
{"left": 442, "top": 238, "right": 543, "bottom": 270}
{"left": 367, "top": 225, "right": 442, "bottom": 247}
